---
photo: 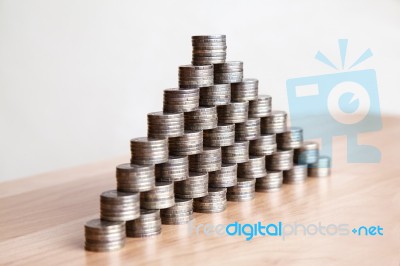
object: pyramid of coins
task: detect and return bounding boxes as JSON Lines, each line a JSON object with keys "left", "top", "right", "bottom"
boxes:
{"left": 84, "top": 35, "right": 331, "bottom": 252}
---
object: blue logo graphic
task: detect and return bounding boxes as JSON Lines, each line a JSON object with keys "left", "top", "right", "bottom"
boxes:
{"left": 286, "top": 39, "right": 382, "bottom": 163}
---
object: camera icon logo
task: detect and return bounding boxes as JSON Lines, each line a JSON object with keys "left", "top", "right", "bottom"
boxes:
{"left": 286, "top": 39, "right": 382, "bottom": 163}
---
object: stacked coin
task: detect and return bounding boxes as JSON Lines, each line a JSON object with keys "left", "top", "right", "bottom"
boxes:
{"left": 189, "top": 147, "right": 221, "bottom": 173}
{"left": 116, "top": 163, "right": 155, "bottom": 192}
{"left": 249, "top": 95, "right": 272, "bottom": 118}
{"left": 261, "top": 111, "right": 287, "bottom": 134}
{"left": 203, "top": 124, "right": 235, "bottom": 147}
{"left": 208, "top": 163, "right": 238, "bottom": 188}
{"left": 179, "top": 65, "right": 213, "bottom": 89}
{"left": 227, "top": 178, "right": 256, "bottom": 202}
{"left": 184, "top": 106, "right": 218, "bottom": 130}
{"left": 255, "top": 171, "right": 283, "bottom": 192}
{"left": 140, "top": 182, "right": 175, "bottom": 209}
{"left": 193, "top": 188, "right": 227, "bottom": 213}
{"left": 174, "top": 172, "right": 208, "bottom": 199}
{"left": 217, "top": 101, "right": 249, "bottom": 124}
{"left": 169, "top": 130, "right": 203, "bottom": 156}
{"left": 221, "top": 141, "right": 249, "bottom": 164}
{"left": 147, "top": 112, "right": 184, "bottom": 139}
{"left": 199, "top": 84, "right": 231, "bottom": 106}
{"left": 235, "top": 118, "right": 261, "bottom": 141}
{"left": 213, "top": 61, "right": 243, "bottom": 84}
{"left": 126, "top": 209, "right": 161, "bottom": 238}
{"left": 191, "top": 35, "right": 226, "bottom": 65}
{"left": 308, "top": 156, "right": 331, "bottom": 177}
{"left": 283, "top": 164, "right": 307, "bottom": 184}
{"left": 160, "top": 198, "right": 193, "bottom": 225}
{"left": 237, "top": 155, "right": 267, "bottom": 179}
{"left": 163, "top": 88, "right": 199, "bottom": 113}
{"left": 100, "top": 190, "right": 140, "bottom": 222}
{"left": 84, "top": 219, "right": 126, "bottom": 252}
{"left": 249, "top": 133, "right": 277, "bottom": 156}
{"left": 155, "top": 156, "right": 189, "bottom": 182}
{"left": 130, "top": 137, "right": 168, "bottom": 165}
{"left": 266, "top": 149, "right": 293, "bottom": 171}
{"left": 276, "top": 127, "right": 303, "bottom": 149}
{"left": 294, "top": 141, "right": 319, "bottom": 164}
{"left": 231, "top": 78, "right": 258, "bottom": 101}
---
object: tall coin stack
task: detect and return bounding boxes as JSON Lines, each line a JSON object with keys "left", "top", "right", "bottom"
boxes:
{"left": 84, "top": 34, "right": 331, "bottom": 252}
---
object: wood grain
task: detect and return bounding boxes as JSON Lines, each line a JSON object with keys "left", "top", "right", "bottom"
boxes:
{"left": 0, "top": 116, "right": 399, "bottom": 266}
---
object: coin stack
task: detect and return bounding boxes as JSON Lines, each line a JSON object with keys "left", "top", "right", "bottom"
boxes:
{"left": 221, "top": 141, "right": 249, "bottom": 164}
{"left": 191, "top": 35, "right": 227, "bottom": 65}
{"left": 255, "top": 171, "right": 283, "bottom": 192}
{"left": 249, "top": 133, "right": 277, "bottom": 156}
{"left": 283, "top": 164, "right": 307, "bottom": 184}
{"left": 235, "top": 118, "right": 261, "bottom": 141}
{"left": 147, "top": 112, "right": 184, "bottom": 139}
{"left": 100, "top": 190, "right": 140, "bottom": 222}
{"left": 227, "top": 178, "right": 256, "bottom": 202}
{"left": 249, "top": 95, "right": 272, "bottom": 118}
{"left": 116, "top": 163, "right": 155, "bottom": 193}
{"left": 84, "top": 219, "right": 126, "bottom": 252}
{"left": 266, "top": 149, "right": 293, "bottom": 171}
{"left": 308, "top": 156, "right": 331, "bottom": 177}
{"left": 160, "top": 198, "right": 193, "bottom": 225}
{"left": 231, "top": 78, "right": 258, "bottom": 101}
{"left": 84, "top": 34, "right": 332, "bottom": 252}
{"left": 179, "top": 65, "right": 214, "bottom": 89}
{"left": 237, "top": 155, "right": 267, "bottom": 179}
{"left": 193, "top": 187, "right": 227, "bottom": 213}
{"left": 130, "top": 137, "right": 169, "bottom": 165}
{"left": 199, "top": 84, "right": 231, "bottom": 106}
{"left": 261, "top": 111, "right": 287, "bottom": 134}
{"left": 208, "top": 163, "right": 238, "bottom": 188}
{"left": 184, "top": 106, "right": 218, "bottom": 131}
{"left": 126, "top": 209, "right": 161, "bottom": 238}
{"left": 140, "top": 182, "right": 175, "bottom": 209}
{"left": 155, "top": 156, "right": 189, "bottom": 182}
{"left": 189, "top": 147, "right": 221, "bottom": 173}
{"left": 174, "top": 172, "right": 209, "bottom": 199}
{"left": 217, "top": 101, "right": 249, "bottom": 124}
{"left": 294, "top": 141, "right": 319, "bottom": 164}
{"left": 276, "top": 127, "right": 303, "bottom": 149}
{"left": 203, "top": 124, "right": 235, "bottom": 147}
{"left": 214, "top": 61, "right": 244, "bottom": 84}
{"left": 163, "top": 88, "right": 199, "bottom": 113}
{"left": 168, "top": 130, "right": 203, "bottom": 156}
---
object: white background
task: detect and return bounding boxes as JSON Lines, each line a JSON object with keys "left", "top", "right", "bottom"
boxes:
{"left": 1, "top": 0, "right": 399, "bottom": 181}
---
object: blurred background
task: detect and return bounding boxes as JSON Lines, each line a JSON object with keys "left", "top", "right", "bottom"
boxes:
{"left": 1, "top": 0, "right": 399, "bottom": 181}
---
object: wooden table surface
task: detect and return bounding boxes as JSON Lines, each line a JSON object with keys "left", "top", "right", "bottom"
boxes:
{"left": 1, "top": 116, "right": 399, "bottom": 266}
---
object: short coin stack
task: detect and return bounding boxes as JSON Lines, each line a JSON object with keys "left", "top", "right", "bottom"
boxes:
{"left": 231, "top": 78, "right": 258, "bottom": 101}
{"left": 126, "top": 209, "right": 162, "bottom": 237}
{"left": 179, "top": 65, "right": 213, "bottom": 89}
{"left": 308, "top": 156, "right": 331, "bottom": 177}
{"left": 147, "top": 112, "right": 184, "bottom": 139}
{"left": 256, "top": 171, "right": 283, "bottom": 192}
{"left": 193, "top": 188, "right": 227, "bottom": 213}
{"left": 84, "top": 219, "right": 126, "bottom": 252}
{"left": 84, "top": 34, "right": 331, "bottom": 252}
{"left": 155, "top": 156, "right": 189, "bottom": 182}
{"left": 140, "top": 182, "right": 175, "bottom": 209}
{"left": 192, "top": 35, "right": 227, "bottom": 65}
{"left": 163, "top": 88, "right": 199, "bottom": 113}
{"left": 199, "top": 84, "right": 231, "bottom": 106}
{"left": 227, "top": 178, "right": 256, "bottom": 201}
{"left": 214, "top": 61, "right": 244, "bottom": 84}
{"left": 160, "top": 198, "right": 193, "bottom": 225}
{"left": 100, "top": 190, "right": 140, "bottom": 222}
